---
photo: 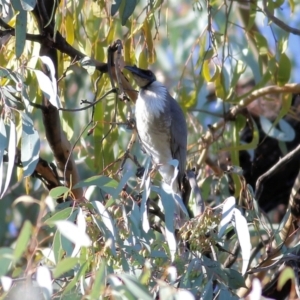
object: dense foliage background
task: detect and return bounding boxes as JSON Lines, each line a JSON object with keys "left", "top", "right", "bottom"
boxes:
{"left": 1, "top": 0, "right": 300, "bottom": 299}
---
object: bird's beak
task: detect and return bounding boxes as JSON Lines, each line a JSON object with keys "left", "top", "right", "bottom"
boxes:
{"left": 124, "top": 65, "right": 155, "bottom": 88}
{"left": 124, "top": 65, "right": 150, "bottom": 80}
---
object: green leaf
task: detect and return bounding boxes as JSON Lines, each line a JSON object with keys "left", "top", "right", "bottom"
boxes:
{"left": 223, "top": 268, "right": 246, "bottom": 289}
{"left": 15, "top": 10, "right": 27, "bottom": 58}
{"left": 21, "top": 112, "right": 40, "bottom": 177}
{"left": 0, "top": 119, "right": 7, "bottom": 194}
{"left": 53, "top": 257, "right": 78, "bottom": 278}
{"left": 278, "top": 266, "right": 295, "bottom": 291}
{"left": 260, "top": 116, "right": 295, "bottom": 142}
{"left": 214, "top": 67, "right": 226, "bottom": 100}
{"left": 233, "top": 209, "right": 251, "bottom": 275}
{"left": 44, "top": 207, "right": 74, "bottom": 225}
{"left": 90, "top": 260, "right": 107, "bottom": 299}
{"left": 272, "top": 0, "right": 284, "bottom": 9}
{"left": 13, "top": 220, "right": 32, "bottom": 261}
{"left": 111, "top": 0, "right": 122, "bottom": 16}
{"left": 0, "top": 248, "right": 14, "bottom": 277}
{"left": 1, "top": 119, "right": 16, "bottom": 198}
{"left": 118, "top": 274, "right": 153, "bottom": 300}
{"left": 277, "top": 53, "right": 291, "bottom": 86}
{"left": 49, "top": 186, "right": 70, "bottom": 199}
{"left": 2, "top": 88, "right": 24, "bottom": 110}
{"left": 218, "top": 196, "right": 235, "bottom": 238}
{"left": 73, "top": 175, "right": 118, "bottom": 195}
{"left": 121, "top": 0, "right": 137, "bottom": 25}
{"left": 55, "top": 220, "right": 91, "bottom": 248}
{"left": 246, "top": 3, "right": 256, "bottom": 30}
{"left": 289, "top": 0, "right": 295, "bottom": 13}
{"left": 254, "top": 32, "right": 269, "bottom": 73}
{"left": 53, "top": 230, "right": 63, "bottom": 263}
{"left": 33, "top": 68, "right": 60, "bottom": 108}
{"left": 62, "top": 262, "right": 89, "bottom": 295}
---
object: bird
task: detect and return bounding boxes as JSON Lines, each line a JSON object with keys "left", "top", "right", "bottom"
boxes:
{"left": 124, "top": 65, "right": 188, "bottom": 198}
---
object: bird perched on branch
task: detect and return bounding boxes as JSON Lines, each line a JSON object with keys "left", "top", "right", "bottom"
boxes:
{"left": 125, "top": 65, "right": 187, "bottom": 196}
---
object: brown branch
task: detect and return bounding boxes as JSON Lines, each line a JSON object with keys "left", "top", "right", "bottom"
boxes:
{"left": 0, "top": 19, "right": 108, "bottom": 73}
{"left": 255, "top": 144, "right": 300, "bottom": 201}
{"left": 262, "top": 0, "right": 300, "bottom": 36}
{"left": 201, "top": 84, "right": 300, "bottom": 148}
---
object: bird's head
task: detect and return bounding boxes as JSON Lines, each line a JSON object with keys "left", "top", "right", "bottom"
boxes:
{"left": 125, "top": 65, "right": 156, "bottom": 89}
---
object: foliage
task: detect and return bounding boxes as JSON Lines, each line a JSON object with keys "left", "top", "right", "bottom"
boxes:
{"left": 0, "top": 0, "right": 300, "bottom": 299}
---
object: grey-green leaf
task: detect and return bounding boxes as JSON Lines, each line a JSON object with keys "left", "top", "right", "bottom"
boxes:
{"left": 121, "top": 0, "right": 137, "bottom": 25}
{"left": 21, "top": 112, "right": 40, "bottom": 177}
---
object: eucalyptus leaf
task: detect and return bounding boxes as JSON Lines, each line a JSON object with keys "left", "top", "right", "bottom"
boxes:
{"left": 1, "top": 119, "right": 16, "bottom": 198}
{"left": 233, "top": 209, "right": 251, "bottom": 275}
{"left": 21, "top": 112, "right": 40, "bottom": 177}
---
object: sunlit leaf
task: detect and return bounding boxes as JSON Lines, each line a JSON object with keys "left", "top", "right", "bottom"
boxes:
{"left": 1, "top": 276, "right": 12, "bottom": 292}
{"left": 36, "top": 266, "right": 53, "bottom": 300}
{"left": 55, "top": 220, "right": 92, "bottom": 250}
{"left": 277, "top": 266, "right": 295, "bottom": 291}
{"left": 289, "top": 0, "right": 295, "bottom": 13}
{"left": 66, "top": 11, "right": 74, "bottom": 45}
{"left": 218, "top": 196, "right": 235, "bottom": 238}
{"left": 0, "top": 119, "right": 7, "bottom": 195}
{"left": 233, "top": 209, "right": 251, "bottom": 275}
{"left": 20, "top": 0, "right": 36, "bottom": 11}
{"left": 92, "top": 201, "right": 116, "bottom": 239}
{"left": 152, "top": 186, "right": 177, "bottom": 261}
{"left": 33, "top": 70, "right": 60, "bottom": 108}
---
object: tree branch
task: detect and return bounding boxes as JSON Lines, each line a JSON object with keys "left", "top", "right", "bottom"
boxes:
{"left": 262, "top": 0, "right": 300, "bottom": 36}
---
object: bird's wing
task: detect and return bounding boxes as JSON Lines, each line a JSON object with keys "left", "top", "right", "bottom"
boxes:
{"left": 168, "top": 94, "right": 187, "bottom": 181}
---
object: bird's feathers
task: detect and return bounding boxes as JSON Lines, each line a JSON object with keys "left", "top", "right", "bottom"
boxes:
{"left": 135, "top": 80, "right": 187, "bottom": 191}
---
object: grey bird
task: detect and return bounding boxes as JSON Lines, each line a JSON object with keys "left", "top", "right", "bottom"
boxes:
{"left": 125, "top": 65, "right": 187, "bottom": 196}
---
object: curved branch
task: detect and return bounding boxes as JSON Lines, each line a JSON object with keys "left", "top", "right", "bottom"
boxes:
{"left": 262, "top": 0, "right": 300, "bottom": 36}
{"left": 201, "top": 83, "right": 300, "bottom": 148}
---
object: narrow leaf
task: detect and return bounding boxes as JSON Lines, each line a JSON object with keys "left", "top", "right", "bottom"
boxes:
{"left": 53, "top": 257, "right": 78, "bottom": 278}
{"left": 218, "top": 196, "right": 235, "bottom": 238}
{"left": 118, "top": 274, "right": 153, "bottom": 300}
{"left": 55, "top": 220, "right": 92, "bottom": 248}
{"left": 36, "top": 266, "right": 53, "bottom": 300}
{"left": 277, "top": 53, "right": 291, "bottom": 86}
{"left": 121, "top": 0, "right": 137, "bottom": 25}
{"left": 92, "top": 201, "right": 116, "bottom": 238}
{"left": 20, "top": 0, "right": 36, "bottom": 11}
{"left": 1, "top": 119, "right": 16, "bottom": 198}
{"left": 0, "top": 119, "right": 7, "bottom": 194}
{"left": 233, "top": 209, "right": 251, "bottom": 275}
{"left": 13, "top": 220, "right": 32, "bottom": 261}
{"left": 15, "top": 10, "right": 27, "bottom": 58}
{"left": 21, "top": 112, "right": 40, "bottom": 177}
{"left": 33, "top": 69, "right": 60, "bottom": 108}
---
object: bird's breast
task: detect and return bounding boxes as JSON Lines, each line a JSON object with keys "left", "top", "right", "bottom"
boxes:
{"left": 135, "top": 92, "right": 172, "bottom": 165}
